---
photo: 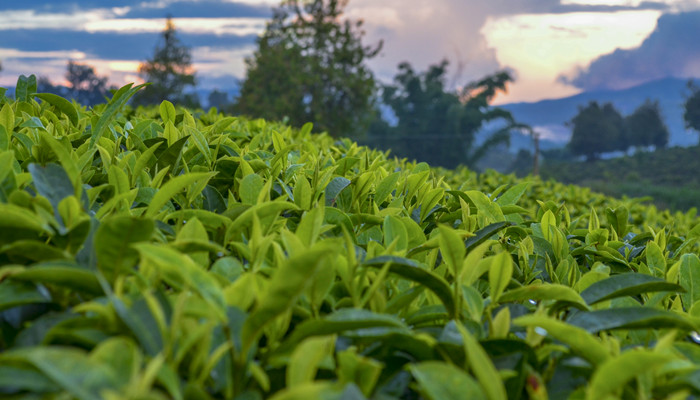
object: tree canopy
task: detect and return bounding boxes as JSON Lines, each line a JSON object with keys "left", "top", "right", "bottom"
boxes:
{"left": 367, "top": 60, "right": 523, "bottom": 168}
{"left": 136, "top": 17, "right": 198, "bottom": 107}
{"left": 234, "top": 0, "right": 382, "bottom": 137}
{"left": 568, "top": 101, "right": 627, "bottom": 161}
{"left": 684, "top": 81, "right": 700, "bottom": 143}
{"left": 65, "top": 61, "right": 109, "bottom": 106}
{"left": 625, "top": 99, "right": 669, "bottom": 149}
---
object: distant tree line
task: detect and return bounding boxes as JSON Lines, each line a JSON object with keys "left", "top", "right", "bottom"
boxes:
{"left": 568, "top": 100, "right": 670, "bottom": 161}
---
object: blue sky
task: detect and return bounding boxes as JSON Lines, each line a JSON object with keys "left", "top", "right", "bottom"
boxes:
{"left": 0, "top": 0, "right": 699, "bottom": 103}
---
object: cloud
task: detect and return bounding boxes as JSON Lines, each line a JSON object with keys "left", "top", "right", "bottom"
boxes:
{"left": 0, "top": 29, "right": 257, "bottom": 61}
{"left": 345, "top": 0, "right": 673, "bottom": 89}
{"left": 560, "top": 10, "right": 700, "bottom": 90}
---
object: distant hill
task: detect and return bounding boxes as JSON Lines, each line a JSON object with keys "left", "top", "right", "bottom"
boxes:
{"left": 501, "top": 77, "right": 698, "bottom": 152}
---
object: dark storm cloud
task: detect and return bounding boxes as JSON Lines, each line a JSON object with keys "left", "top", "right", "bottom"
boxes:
{"left": 560, "top": 11, "right": 700, "bottom": 91}
{"left": 0, "top": 29, "right": 257, "bottom": 61}
{"left": 121, "top": 1, "right": 272, "bottom": 19}
{"left": 510, "top": 0, "right": 669, "bottom": 14}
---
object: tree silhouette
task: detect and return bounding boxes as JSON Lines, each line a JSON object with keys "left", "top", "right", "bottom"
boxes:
{"left": 372, "top": 60, "right": 522, "bottom": 168}
{"left": 235, "top": 0, "right": 382, "bottom": 137}
{"left": 684, "top": 81, "right": 700, "bottom": 144}
{"left": 136, "top": 17, "right": 197, "bottom": 106}
{"left": 569, "top": 102, "right": 626, "bottom": 161}
{"left": 65, "top": 61, "right": 109, "bottom": 105}
{"left": 625, "top": 99, "right": 669, "bottom": 150}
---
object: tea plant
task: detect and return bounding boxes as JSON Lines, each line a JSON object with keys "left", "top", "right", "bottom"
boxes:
{"left": 1, "top": 75, "right": 700, "bottom": 399}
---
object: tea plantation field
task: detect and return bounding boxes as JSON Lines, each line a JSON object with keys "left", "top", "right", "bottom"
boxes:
{"left": 3, "top": 77, "right": 700, "bottom": 399}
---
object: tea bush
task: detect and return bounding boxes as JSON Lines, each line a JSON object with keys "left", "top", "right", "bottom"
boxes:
{"left": 2, "top": 76, "right": 700, "bottom": 399}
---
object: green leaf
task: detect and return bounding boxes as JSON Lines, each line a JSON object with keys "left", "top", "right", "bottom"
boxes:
{"left": 145, "top": 172, "right": 217, "bottom": 217}
{"left": 10, "top": 261, "right": 102, "bottom": 295}
{"left": 0, "top": 102, "right": 15, "bottom": 133}
{"left": 94, "top": 216, "right": 154, "bottom": 275}
{"left": 604, "top": 206, "right": 628, "bottom": 238}
{"left": 15, "top": 74, "right": 37, "bottom": 102}
{"left": 646, "top": 241, "right": 666, "bottom": 276}
{"left": 131, "top": 141, "right": 163, "bottom": 186}
{"left": 38, "top": 131, "right": 80, "bottom": 192}
{"left": 586, "top": 350, "right": 673, "bottom": 400}
{"left": 242, "top": 243, "right": 338, "bottom": 354}
{"left": 439, "top": 225, "right": 465, "bottom": 277}
{"left": 278, "top": 309, "right": 407, "bottom": 352}
{"left": 384, "top": 215, "right": 408, "bottom": 251}
{"left": 35, "top": 93, "right": 79, "bottom": 126}
{"left": 678, "top": 253, "right": 700, "bottom": 310}
{"left": 363, "top": 255, "right": 456, "bottom": 318}
{"left": 89, "top": 83, "right": 147, "bottom": 149}
{"left": 293, "top": 175, "right": 312, "bottom": 209}
{"left": 240, "top": 174, "right": 264, "bottom": 205}
{"left": 465, "top": 190, "right": 505, "bottom": 223}
{"left": 159, "top": 100, "right": 176, "bottom": 123}
{"left": 28, "top": 163, "right": 74, "bottom": 216}
{"left": 1, "top": 346, "right": 120, "bottom": 400}
{"left": 580, "top": 273, "right": 683, "bottom": 305}
{"left": 495, "top": 182, "right": 530, "bottom": 206}
{"left": 489, "top": 252, "right": 512, "bottom": 303}
{"left": 455, "top": 322, "right": 508, "bottom": 400}
{"left": 514, "top": 315, "right": 610, "bottom": 365}
{"left": 465, "top": 222, "right": 512, "bottom": 252}
{"left": 0, "top": 280, "right": 50, "bottom": 312}
{"left": 500, "top": 284, "right": 589, "bottom": 310}
{"left": 134, "top": 244, "right": 226, "bottom": 320}
{"left": 411, "top": 362, "right": 487, "bottom": 400}
{"left": 287, "top": 335, "right": 335, "bottom": 387}
{"left": 155, "top": 134, "right": 190, "bottom": 171}
{"left": 567, "top": 307, "right": 697, "bottom": 333}
{"left": 325, "top": 177, "right": 351, "bottom": 206}
{"left": 374, "top": 171, "right": 399, "bottom": 205}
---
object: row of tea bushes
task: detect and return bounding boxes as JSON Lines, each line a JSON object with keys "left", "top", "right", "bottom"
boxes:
{"left": 1, "top": 76, "right": 700, "bottom": 399}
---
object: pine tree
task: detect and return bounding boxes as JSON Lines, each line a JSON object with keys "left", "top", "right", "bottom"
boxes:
{"left": 136, "top": 17, "right": 197, "bottom": 106}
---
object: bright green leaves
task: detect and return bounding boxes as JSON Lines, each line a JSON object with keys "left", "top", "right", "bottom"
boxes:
{"left": 439, "top": 225, "right": 465, "bottom": 278}
{"left": 586, "top": 351, "right": 673, "bottom": 400}
{"left": 0, "top": 102, "right": 15, "bottom": 134}
{"left": 384, "top": 215, "right": 408, "bottom": 251}
{"left": 159, "top": 100, "right": 177, "bottom": 124}
{"left": 239, "top": 173, "right": 265, "bottom": 205}
{"left": 287, "top": 335, "right": 335, "bottom": 387}
{"left": 410, "top": 362, "right": 486, "bottom": 400}
{"left": 489, "top": 251, "right": 513, "bottom": 303}
{"left": 35, "top": 93, "right": 79, "bottom": 126}
{"left": 89, "top": 83, "right": 147, "bottom": 149}
{"left": 134, "top": 243, "right": 227, "bottom": 321}
{"left": 95, "top": 216, "right": 154, "bottom": 276}
{"left": 580, "top": 273, "right": 683, "bottom": 305}
{"left": 466, "top": 190, "right": 505, "bottom": 224}
{"left": 146, "top": 171, "right": 217, "bottom": 217}
{"left": 677, "top": 253, "right": 700, "bottom": 311}
{"left": 242, "top": 243, "right": 338, "bottom": 353}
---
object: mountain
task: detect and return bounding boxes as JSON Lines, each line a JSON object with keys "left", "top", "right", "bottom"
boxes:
{"left": 501, "top": 77, "right": 697, "bottom": 152}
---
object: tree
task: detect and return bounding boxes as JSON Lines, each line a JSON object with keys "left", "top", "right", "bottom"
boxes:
{"left": 136, "top": 17, "right": 197, "bottom": 106}
{"left": 684, "top": 81, "right": 700, "bottom": 143}
{"left": 372, "top": 60, "right": 523, "bottom": 168}
{"left": 65, "top": 61, "right": 109, "bottom": 105}
{"left": 625, "top": 99, "right": 669, "bottom": 149}
{"left": 235, "top": 0, "right": 382, "bottom": 137}
{"left": 207, "top": 89, "right": 229, "bottom": 110}
{"left": 568, "top": 101, "right": 626, "bottom": 161}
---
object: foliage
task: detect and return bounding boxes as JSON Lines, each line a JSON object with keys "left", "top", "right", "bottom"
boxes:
{"left": 569, "top": 101, "right": 627, "bottom": 161}
{"left": 136, "top": 17, "right": 198, "bottom": 107}
{"left": 684, "top": 81, "right": 700, "bottom": 142}
{"left": 2, "top": 76, "right": 700, "bottom": 399}
{"left": 625, "top": 99, "right": 669, "bottom": 149}
{"left": 366, "top": 60, "right": 524, "bottom": 169}
{"left": 541, "top": 145, "right": 700, "bottom": 211}
{"left": 234, "top": 0, "right": 381, "bottom": 137}
{"left": 65, "top": 61, "right": 110, "bottom": 106}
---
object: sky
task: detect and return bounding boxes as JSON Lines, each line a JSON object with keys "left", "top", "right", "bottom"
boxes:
{"left": 0, "top": 0, "right": 699, "bottom": 104}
